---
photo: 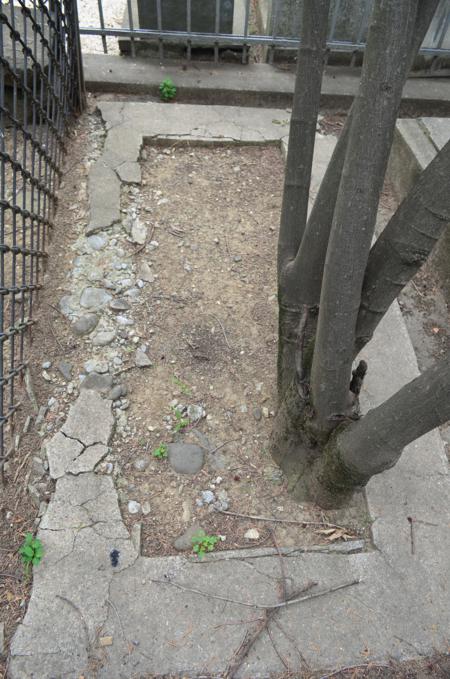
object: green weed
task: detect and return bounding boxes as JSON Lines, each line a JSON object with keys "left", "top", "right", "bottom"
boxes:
{"left": 152, "top": 443, "right": 168, "bottom": 459}
{"left": 19, "top": 533, "right": 43, "bottom": 578}
{"left": 191, "top": 530, "right": 219, "bottom": 560}
{"left": 159, "top": 78, "right": 177, "bottom": 102}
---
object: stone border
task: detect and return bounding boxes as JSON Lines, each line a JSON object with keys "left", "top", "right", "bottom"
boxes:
{"left": 9, "top": 104, "right": 450, "bottom": 678}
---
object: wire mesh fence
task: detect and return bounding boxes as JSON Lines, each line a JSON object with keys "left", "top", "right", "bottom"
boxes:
{"left": 0, "top": 0, "right": 84, "bottom": 482}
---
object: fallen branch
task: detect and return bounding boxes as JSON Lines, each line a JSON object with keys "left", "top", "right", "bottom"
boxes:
{"left": 150, "top": 577, "right": 359, "bottom": 611}
{"left": 215, "top": 508, "right": 353, "bottom": 532}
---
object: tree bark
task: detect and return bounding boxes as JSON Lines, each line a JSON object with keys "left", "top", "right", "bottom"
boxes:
{"left": 277, "top": 0, "right": 330, "bottom": 396}
{"left": 355, "top": 139, "right": 450, "bottom": 354}
{"left": 310, "top": 0, "right": 418, "bottom": 432}
{"left": 277, "top": 0, "right": 330, "bottom": 275}
{"left": 292, "top": 359, "right": 450, "bottom": 508}
{"left": 280, "top": 0, "right": 440, "bottom": 322}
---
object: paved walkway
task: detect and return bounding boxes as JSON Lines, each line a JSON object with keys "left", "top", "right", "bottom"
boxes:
{"left": 9, "top": 104, "right": 450, "bottom": 678}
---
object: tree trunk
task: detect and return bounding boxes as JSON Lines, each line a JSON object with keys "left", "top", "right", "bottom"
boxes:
{"left": 310, "top": 0, "right": 418, "bottom": 432}
{"left": 355, "top": 139, "right": 450, "bottom": 354}
{"left": 290, "top": 359, "right": 450, "bottom": 508}
{"left": 277, "top": 0, "right": 330, "bottom": 396}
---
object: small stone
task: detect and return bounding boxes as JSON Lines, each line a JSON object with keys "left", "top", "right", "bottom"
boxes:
{"left": 173, "top": 524, "right": 202, "bottom": 551}
{"left": 59, "top": 295, "right": 76, "bottom": 317}
{"left": 72, "top": 314, "right": 99, "bottom": 336}
{"left": 80, "top": 287, "right": 112, "bottom": 310}
{"left": 138, "top": 261, "right": 154, "bottom": 283}
{"left": 57, "top": 361, "right": 73, "bottom": 381}
{"left": 130, "top": 218, "right": 147, "bottom": 245}
{"left": 233, "top": 255, "right": 242, "bottom": 263}
{"left": 187, "top": 404, "right": 205, "bottom": 421}
{"left": 128, "top": 500, "right": 141, "bottom": 514}
{"left": 116, "top": 315, "right": 134, "bottom": 326}
{"left": 253, "top": 407, "right": 262, "bottom": 421}
{"left": 133, "top": 458, "right": 149, "bottom": 472}
{"left": 108, "top": 384, "right": 127, "bottom": 401}
{"left": 99, "top": 636, "right": 113, "bottom": 647}
{"left": 92, "top": 330, "right": 116, "bottom": 346}
{"left": 141, "top": 501, "right": 151, "bottom": 515}
{"left": 244, "top": 528, "right": 260, "bottom": 540}
{"left": 135, "top": 350, "right": 152, "bottom": 368}
{"left": 262, "top": 407, "right": 270, "bottom": 418}
{"left": 84, "top": 359, "right": 109, "bottom": 374}
{"left": 42, "top": 361, "right": 52, "bottom": 369}
{"left": 87, "top": 234, "right": 107, "bottom": 250}
{"left": 201, "top": 490, "right": 215, "bottom": 504}
{"left": 168, "top": 443, "right": 205, "bottom": 475}
{"left": 80, "top": 372, "right": 113, "bottom": 394}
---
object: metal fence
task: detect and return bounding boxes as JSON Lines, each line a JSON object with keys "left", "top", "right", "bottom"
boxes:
{"left": 79, "top": 0, "right": 450, "bottom": 65}
{"left": 0, "top": 0, "right": 84, "bottom": 481}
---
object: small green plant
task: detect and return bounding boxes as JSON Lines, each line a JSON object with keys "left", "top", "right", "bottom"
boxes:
{"left": 191, "top": 530, "right": 219, "bottom": 560}
{"left": 172, "top": 407, "right": 189, "bottom": 433}
{"left": 152, "top": 443, "right": 168, "bottom": 459}
{"left": 172, "top": 375, "right": 192, "bottom": 396}
{"left": 159, "top": 78, "right": 177, "bottom": 102}
{"left": 19, "top": 533, "right": 43, "bottom": 578}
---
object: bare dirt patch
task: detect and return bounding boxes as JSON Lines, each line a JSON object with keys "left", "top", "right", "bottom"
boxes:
{"left": 113, "top": 142, "right": 368, "bottom": 557}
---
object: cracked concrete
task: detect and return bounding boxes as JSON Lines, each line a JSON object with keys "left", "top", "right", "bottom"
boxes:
{"left": 8, "top": 104, "right": 450, "bottom": 678}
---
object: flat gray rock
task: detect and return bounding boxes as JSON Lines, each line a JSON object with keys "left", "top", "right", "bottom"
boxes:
{"left": 80, "top": 372, "right": 113, "bottom": 393}
{"left": 72, "top": 313, "right": 99, "bottom": 336}
{"left": 92, "top": 330, "right": 116, "bottom": 346}
{"left": 86, "top": 160, "right": 121, "bottom": 235}
{"left": 62, "top": 389, "right": 114, "bottom": 446}
{"left": 57, "top": 360, "right": 73, "bottom": 381}
{"left": 168, "top": 442, "right": 204, "bottom": 474}
{"left": 80, "top": 287, "right": 112, "bottom": 310}
{"left": 135, "top": 349, "right": 152, "bottom": 368}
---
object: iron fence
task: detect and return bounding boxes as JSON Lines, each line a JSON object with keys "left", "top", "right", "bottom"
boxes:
{"left": 79, "top": 0, "right": 450, "bottom": 65}
{"left": 0, "top": 0, "right": 84, "bottom": 481}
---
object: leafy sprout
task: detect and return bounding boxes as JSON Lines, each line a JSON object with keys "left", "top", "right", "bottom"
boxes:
{"left": 159, "top": 78, "right": 177, "bottom": 102}
{"left": 19, "top": 533, "right": 43, "bottom": 578}
{"left": 152, "top": 443, "right": 168, "bottom": 459}
{"left": 191, "top": 530, "right": 219, "bottom": 560}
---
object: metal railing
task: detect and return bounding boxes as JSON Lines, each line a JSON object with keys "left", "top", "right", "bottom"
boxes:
{"left": 79, "top": 0, "right": 450, "bottom": 65}
{"left": 0, "top": 0, "right": 84, "bottom": 481}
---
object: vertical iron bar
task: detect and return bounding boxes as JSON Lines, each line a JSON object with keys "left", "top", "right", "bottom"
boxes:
{"left": 156, "top": 0, "right": 164, "bottom": 62}
{"left": 214, "top": 0, "right": 220, "bottom": 64}
{"left": 268, "top": 0, "right": 280, "bottom": 65}
{"left": 186, "top": 0, "right": 191, "bottom": 62}
{"left": 97, "top": 0, "right": 108, "bottom": 54}
{"left": 242, "top": 0, "right": 251, "bottom": 65}
{"left": 126, "top": 0, "right": 136, "bottom": 58}
{"left": 0, "top": 0, "right": 5, "bottom": 481}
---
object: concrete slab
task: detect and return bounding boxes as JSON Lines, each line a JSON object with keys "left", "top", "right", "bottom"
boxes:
{"left": 420, "top": 116, "right": 450, "bottom": 151}
{"left": 84, "top": 55, "right": 450, "bottom": 115}
{"left": 9, "top": 104, "right": 450, "bottom": 678}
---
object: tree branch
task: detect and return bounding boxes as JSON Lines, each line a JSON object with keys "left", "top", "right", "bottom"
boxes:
{"left": 310, "top": 0, "right": 419, "bottom": 432}
{"left": 277, "top": 0, "right": 330, "bottom": 274}
{"left": 355, "top": 139, "right": 450, "bottom": 354}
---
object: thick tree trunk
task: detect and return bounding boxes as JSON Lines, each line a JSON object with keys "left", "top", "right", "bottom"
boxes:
{"left": 290, "top": 359, "right": 450, "bottom": 508}
{"left": 310, "top": 0, "right": 418, "bottom": 432}
{"left": 355, "top": 139, "right": 450, "bottom": 354}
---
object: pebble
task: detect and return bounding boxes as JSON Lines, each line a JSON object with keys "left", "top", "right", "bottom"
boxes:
{"left": 135, "top": 350, "right": 152, "bottom": 368}
{"left": 244, "top": 528, "right": 260, "bottom": 540}
{"left": 109, "top": 297, "right": 130, "bottom": 311}
{"left": 84, "top": 359, "right": 109, "bottom": 374}
{"left": 187, "top": 404, "right": 205, "bottom": 421}
{"left": 87, "top": 234, "right": 107, "bottom": 250}
{"left": 128, "top": 500, "right": 141, "bottom": 514}
{"left": 57, "top": 360, "right": 73, "bottom": 381}
{"left": 201, "top": 490, "right": 215, "bottom": 504}
{"left": 80, "top": 287, "right": 112, "bottom": 310}
{"left": 233, "top": 255, "right": 242, "bottom": 262}
{"left": 253, "top": 407, "right": 262, "bottom": 421}
{"left": 116, "top": 315, "right": 134, "bottom": 326}
{"left": 173, "top": 524, "right": 202, "bottom": 551}
{"left": 131, "top": 218, "right": 147, "bottom": 245}
{"left": 59, "top": 295, "right": 75, "bottom": 317}
{"left": 138, "top": 262, "right": 154, "bottom": 283}
{"left": 133, "top": 458, "right": 149, "bottom": 472}
{"left": 92, "top": 330, "right": 116, "bottom": 346}
{"left": 168, "top": 443, "right": 205, "bottom": 475}
{"left": 262, "top": 407, "right": 270, "bottom": 418}
{"left": 42, "top": 361, "right": 52, "bottom": 369}
{"left": 72, "top": 313, "right": 99, "bottom": 336}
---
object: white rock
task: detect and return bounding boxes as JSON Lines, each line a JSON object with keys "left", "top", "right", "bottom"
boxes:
{"left": 244, "top": 529, "right": 260, "bottom": 540}
{"left": 128, "top": 500, "right": 141, "bottom": 514}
